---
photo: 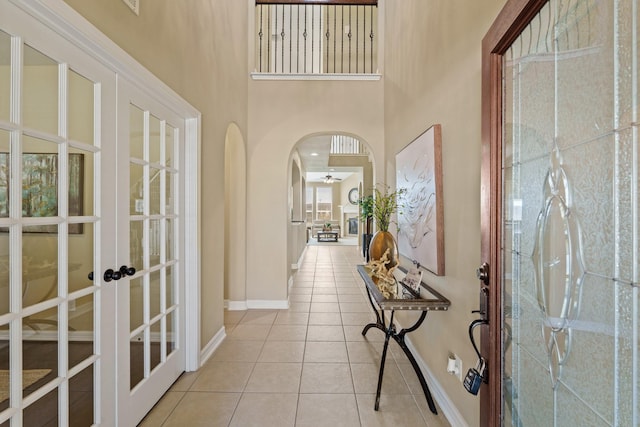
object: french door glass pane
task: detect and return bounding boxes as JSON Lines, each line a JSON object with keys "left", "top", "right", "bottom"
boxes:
{"left": 149, "top": 219, "right": 161, "bottom": 267}
{"left": 69, "top": 146, "right": 92, "bottom": 219}
{"left": 68, "top": 364, "right": 94, "bottom": 426}
{"left": 149, "top": 114, "right": 160, "bottom": 164}
{"left": 22, "top": 136, "right": 59, "bottom": 219}
{"left": 150, "top": 269, "right": 161, "bottom": 320}
{"left": 0, "top": 234, "right": 7, "bottom": 317}
{"left": 165, "top": 125, "right": 175, "bottom": 168}
{"left": 68, "top": 70, "right": 95, "bottom": 145}
{"left": 166, "top": 265, "right": 175, "bottom": 308}
{"left": 166, "top": 171, "right": 175, "bottom": 215}
{"left": 130, "top": 220, "right": 144, "bottom": 271}
{"left": 23, "top": 306, "right": 58, "bottom": 399}
{"left": 150, "top": 320, "right": 161, "bottom": 371}
{"left": 166, "top": 219, "right": 175, "bottom": 261}
{"left": 23, "top": 45, "right": 58, "bottom": 135}
{"left": 130, "top": 331, "right": 144, "bottom": 389}
{"left": 23, "top": 388, "right": 57, "bottom": 426}
{"left": 130, "top": 276, "right": 144, "bottom": 332}
{"left": 0, "top": 30, "right": 9, "bottom": 122}
{"left": 166, "top": 310, "right": 176, "bottom": 355}
{"left": 69, "top": 293, "right": 94, "bottom": 369}
{"left": 0, "top": 323, "right": 8, "bottom": 414}
{"left": 0, "top": 130, "right": 8, "bottom": 219}
{"left": 150, "top": 166, "right": 161, "bottom": 215}
{"left": 130, "top": 162, "right": 144, "bottom": 216}
{"left": 22, "top": 228, "right": 58, "bottom": 308}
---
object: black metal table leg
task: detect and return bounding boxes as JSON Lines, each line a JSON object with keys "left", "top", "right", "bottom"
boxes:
{"left": 374, "top": 310, "right": 395, "bottom": 410}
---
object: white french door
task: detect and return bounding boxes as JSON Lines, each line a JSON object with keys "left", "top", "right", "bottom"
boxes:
{"left": 0, "top": 2, "right": 118, "bottom": 426}
{"left": 0, "top": 2, "right": 192, "bottom": 426}
{"left": 116, "top": 81, "right": 185, "bottom": 427}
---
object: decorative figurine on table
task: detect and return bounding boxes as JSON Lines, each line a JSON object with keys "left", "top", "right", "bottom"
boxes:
{"left": 366, "top": 248, "right": 397, "bottom": 298}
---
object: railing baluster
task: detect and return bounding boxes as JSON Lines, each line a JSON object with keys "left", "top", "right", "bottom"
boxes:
{"left": 255, "top": 2, "right": 377, "bottom": 75}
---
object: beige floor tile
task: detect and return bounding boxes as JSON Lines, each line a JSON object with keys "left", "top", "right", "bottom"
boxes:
{"left": 169, "top": 371, "right": 199, "bottom": 392}
{"left": 299, "top": 363, "right": 354, "bottom": 393}
{"left": 138, "top": 391, "right": 185, "bottom": 426}
{"left": 244, "top": 362, "right": 302, "bottom": 393}
{"left": 274, "top": 311, "right": 309, "bottom": 325}
{"left": 210, "top": 340, "right": 264, "bottom": 362}
{"left": 229, "top": 393, "right": 298, "bottom": 427}
{"left": 350, "top": 362, "right": 412, "bottom": 395}
{"left": 307, "top": 325, "right": 345, "bottom": 341}
{"left": 190, "top": 361, "right": 254, "bottom": 392}
{"left": 308, "top": 312, "right": 343, "bottom": 325}
{"left": 346, "top": 341, "right": 383, "bottom": 364}
{"left": 290, "top": 293, "right": 312, "bottom": 302}
{"left": 258, "top": 341, "right": 305, "bottom": 363}
{"left": 414, "top": 395, "right": 452, "bottom": 427}
{"left": 342, "top": 312, "right": 377, "bottom": 326}
{"left": 356, "top": 393, "right": 429, "bottom": 426}
{"left": 267, "top": 324, "right": 308, "bottom": 341}
{"left": 239, "top": 310, "right": 277, "bottom": 325}
{"left": 337, "top": 286, "right": 365, "bottom": 295}
{"left": 343, "top": 324, "right": 384, "bottom": 342}
{"left": 310, "top": 302, "right": 341, "bottom": 313}
{"left": 162, "top": 392, "right": 241, "bottom": 427}
{"left": 224, "top": 310, "right": 246, "bottom": 326}
{"left": 289, "top": 302, "right": 311, "bottom": 312}
{"left": 312, "top": 287, "right": 338, "bottom": 295}
{"left": 340, "top": 302, "right": 372, "bottom": 313}
{"left": 289, "top": 287, "right": 313, "bottom": 295}
{"left": 304, "top": 341, "right": 349, "bottom": 363}
{"left": 338, "top": 293, "right": 369, "bottom": 303}
{"left": 296, "top": 394, "right": 360, "bottom": 427}
{"left": 311, "top": 294, "right": 339, "bottom": 303}
{"left": 226, "top": 323, "right": 271, "bottom": 341}
{"left": 314, "top": 281, "right": 337, "bottom": 287}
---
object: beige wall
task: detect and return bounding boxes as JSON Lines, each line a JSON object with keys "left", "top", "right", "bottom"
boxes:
{"left": 384, "top": 1, "right": 506, "bottom": 425}
{"left": 63, "top": 0, "right": 249, "bottom": 348}
{"left": 247, "top": 79, "right": 384, "bottom": 301}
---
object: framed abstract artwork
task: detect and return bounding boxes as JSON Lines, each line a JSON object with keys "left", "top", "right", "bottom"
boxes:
{"left": 395, "top": 124, "right": 444, "bottom": 275}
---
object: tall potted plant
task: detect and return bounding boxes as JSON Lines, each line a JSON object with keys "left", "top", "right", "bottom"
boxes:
{"left": 358, "top": 194, "right": 374, "bottom": 260}
{"left": 369, "top": 185, "right": 405, "bottom": 268}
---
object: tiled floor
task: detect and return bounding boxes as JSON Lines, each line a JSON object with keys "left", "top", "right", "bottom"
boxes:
{"left": 139, "top": 244, "right": 451, "bottom": 427}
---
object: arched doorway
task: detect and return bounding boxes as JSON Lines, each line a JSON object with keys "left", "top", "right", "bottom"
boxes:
{"left": 287, "top": 133, "right": 375, "bottom": 282}
{"left": 224, "top": 123, "right": 248, "bottom": 310}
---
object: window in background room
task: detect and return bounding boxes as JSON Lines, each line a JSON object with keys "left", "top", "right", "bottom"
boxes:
{"left": 306, "top": 187, "right": 313, "bottom": 223}
{"left": 316, "top": 186, "right": 332, "bottom": 221}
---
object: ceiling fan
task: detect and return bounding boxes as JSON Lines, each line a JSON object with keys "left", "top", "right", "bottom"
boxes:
{"left": 323, "top": 173, "right": 342, "bottom": 184}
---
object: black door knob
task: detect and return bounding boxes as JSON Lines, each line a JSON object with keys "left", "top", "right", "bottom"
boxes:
{"left": 88, "top": 271, "right": 94, "bottom": 281}
{"left": 119, "top": 265, "right": 136, "bottom": 277}
{"left": 104, "top": 269, "right": 122, "bottom": 282}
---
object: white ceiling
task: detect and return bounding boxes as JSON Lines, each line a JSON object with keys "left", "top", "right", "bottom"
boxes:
{"left": 297, "top": 135, "right": 359, "bottom": 183}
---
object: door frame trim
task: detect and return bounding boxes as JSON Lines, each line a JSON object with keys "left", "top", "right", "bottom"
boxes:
{"left": 481, "top": 0, "right": 550, "bottom": 426}
{"left": 12, "top": 0, "right": 202, "bottom": 372}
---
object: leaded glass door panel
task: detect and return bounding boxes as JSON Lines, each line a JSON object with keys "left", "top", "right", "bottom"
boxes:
{"left": 482, "top": 0, "right": 638, "bottom": 425}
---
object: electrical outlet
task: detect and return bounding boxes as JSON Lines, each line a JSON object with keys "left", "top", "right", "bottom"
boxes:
{"left": 447, "top": 353, "right": 464, "bottom": 382}
{"left": 455, "top": 355, "right": 463, "bottom": 382}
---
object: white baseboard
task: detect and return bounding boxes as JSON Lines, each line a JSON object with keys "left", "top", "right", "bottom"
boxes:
{"left": 291, "top": 245, "right": 308, "bottom": 270}
{"left": 225, "top": 300, "right": 248, "bottom": 311}
{"left": 404, "top": 333, "right": 469, "bottom": 427}
{"left": 199, "top": 326, "right": 226, "bottom": 368}
{"left": 246, "top": 299, "right": 289, "bottom": 309}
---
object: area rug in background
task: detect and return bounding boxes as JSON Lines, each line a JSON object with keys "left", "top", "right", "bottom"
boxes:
{"left": 307, "top": 236, "right": 359, "bottom": 246}
{"left": 0, "top": 369, "right": 52, "bottom": 402}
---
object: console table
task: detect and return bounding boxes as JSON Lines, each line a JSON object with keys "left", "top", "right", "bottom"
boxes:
{"left": 316, "top": 231, "right": 338, "bottom": 242}
{"left": 357, "top": 264, "right": 450, "bottom": 413}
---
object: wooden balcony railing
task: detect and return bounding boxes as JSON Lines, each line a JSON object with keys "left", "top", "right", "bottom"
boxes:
{"left": 255, "top": 0, "right": 378, "bottom": 75}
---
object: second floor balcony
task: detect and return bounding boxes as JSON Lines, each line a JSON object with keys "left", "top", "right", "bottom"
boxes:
{"left": 254, "top": 0, "right": 379, "bottom": 78}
